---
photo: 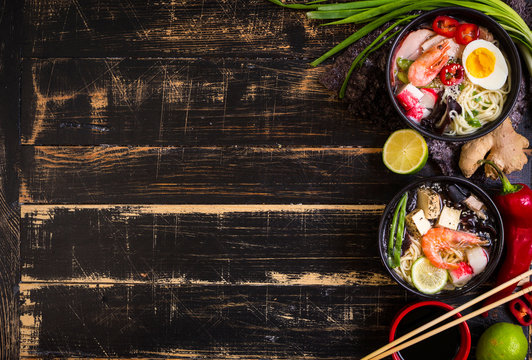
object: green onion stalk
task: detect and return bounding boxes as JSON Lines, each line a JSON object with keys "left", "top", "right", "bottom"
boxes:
{"left": 267, "top": 0, "right": 532, "bottom": 97}
{"left": 392, "top": 192, "right": 408, "bottom": 268}
{"left": 387, "top": 192, "right": 408, "bottom": 268}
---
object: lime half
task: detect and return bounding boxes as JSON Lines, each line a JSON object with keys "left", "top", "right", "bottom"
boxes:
{"left": 411, "top": 257, "right": 448, "bottom": 294}
{"left": 383, "top": 129, "right": 428, "bottom": 174}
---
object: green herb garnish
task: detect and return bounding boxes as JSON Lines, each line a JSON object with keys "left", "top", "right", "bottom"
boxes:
{"left": 267, "top": 0, "right": 532, "bottom": 97}
{"left": 466, "top": 112, "right": 481, "bottom": 128}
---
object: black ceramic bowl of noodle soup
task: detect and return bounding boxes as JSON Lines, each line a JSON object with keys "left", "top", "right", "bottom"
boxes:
{"left": 386, "top": 7, "right": 521, "bottom": 142}
{"left": 378, "top": 176, "right": 503, "bottom": 299}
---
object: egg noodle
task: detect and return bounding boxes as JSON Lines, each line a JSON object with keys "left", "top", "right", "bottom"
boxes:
{"left": 394, "top": 236, "right": 465, "bottom": 287}
{"left": 393, "top": 236, "right": 422, "bottom": 285}
{"left": 441, "top": 74, "right": 510, "bottom": 136}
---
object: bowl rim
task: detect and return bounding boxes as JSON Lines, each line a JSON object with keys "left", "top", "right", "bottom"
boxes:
{"left": 388, "top": 300, "right": 471, "bottom": 360}
{"left": 385, "top": 7, "right": 522, "bottom": 142}
{"left": 378, "top": 176, "right": 504, "bottom": 299}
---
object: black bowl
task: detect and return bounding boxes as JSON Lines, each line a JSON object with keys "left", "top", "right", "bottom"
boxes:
{"left": 378, "top": 176, "right": 504, "bottom": 299}
{"left": 386, "top": 7, "right": 522, "bottom": 142}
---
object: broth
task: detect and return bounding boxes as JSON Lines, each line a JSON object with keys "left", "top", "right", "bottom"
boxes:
{"left": 386, "top": 181, "right": 498, "bottom": 294}
{"left": 391, "top": 16, "right": 509, "bottom": 136}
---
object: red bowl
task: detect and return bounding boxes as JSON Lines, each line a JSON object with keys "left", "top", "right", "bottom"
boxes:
{"left": 389, "top": 301, "right": 471, "bottom": 360}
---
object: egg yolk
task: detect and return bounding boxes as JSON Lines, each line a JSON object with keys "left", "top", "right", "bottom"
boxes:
{"left": 466, "top": 48, "right": 496, "bottom": 78}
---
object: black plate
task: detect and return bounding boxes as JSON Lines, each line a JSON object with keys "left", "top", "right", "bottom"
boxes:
{"left": 385, "top": 7, "right": 522, "bottom": 142}
{"left": 378, "top": 176, "right": 504, "bottom": 299}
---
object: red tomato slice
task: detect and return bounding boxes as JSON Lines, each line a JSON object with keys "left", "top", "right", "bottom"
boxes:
{"left": 432, "top": 16, "right": 459, "bottom": 37}
{"left": 439, "top": 63, "right": 464, "bottom": 86}
{"left": 455, "top": 23, "right": 479, "bottom": 45}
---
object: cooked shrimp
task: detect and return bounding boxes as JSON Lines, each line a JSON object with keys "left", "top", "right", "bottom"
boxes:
{"left": 408, "top": 39, "right": 451, "bottom": 87}
{"left": 422, "top": 227, "right": 488, "bottom": 270}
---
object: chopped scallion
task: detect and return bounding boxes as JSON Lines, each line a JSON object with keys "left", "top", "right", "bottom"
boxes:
{"left": 267, "top": 0, "right": 532, "bottom": 96}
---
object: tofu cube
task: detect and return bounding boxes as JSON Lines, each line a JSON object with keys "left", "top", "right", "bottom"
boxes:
{"left": 437, "top": 206, "right": 461, "bottom": 230}
{"left": 463, "top": 195, "right": 487, "bottom": 219}
{"left": 405, "top": 209, "right": 432, "bottom": 238}
{"left": 417, "top": 188, "right": 441, "bottom": 220}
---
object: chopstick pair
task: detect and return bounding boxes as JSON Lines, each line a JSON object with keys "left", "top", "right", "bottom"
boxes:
{"left": 362, "top": 268, "right": 532, "bottom": 360}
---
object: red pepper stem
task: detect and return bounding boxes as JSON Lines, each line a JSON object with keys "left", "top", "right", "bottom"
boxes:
{"left": 478, "top": 160, "right": 522, "bottom": 195}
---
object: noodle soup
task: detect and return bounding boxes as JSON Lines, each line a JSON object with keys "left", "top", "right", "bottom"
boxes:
{"left": 379, "top": 177, "right": 503, "bottom": 297}
{"left": 389, "top": 11, "right": 514, "bottom": 137}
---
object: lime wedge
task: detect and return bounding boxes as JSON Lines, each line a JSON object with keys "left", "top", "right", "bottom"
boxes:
{"left": 383, "top": 129, "right": 428, "bottom": 174}
{"left": 411, "top": 257, "right": 448, "bottom": 295}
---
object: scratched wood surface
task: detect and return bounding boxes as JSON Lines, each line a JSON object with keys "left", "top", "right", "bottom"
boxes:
{"left": 0, "top": 0, "right": 21, "bottom": 358}
{"left": 21, "top": 59, "right": 360, "bottom": 146}
{"left": 2, "top": 0, "right": 530, "bottom": 359}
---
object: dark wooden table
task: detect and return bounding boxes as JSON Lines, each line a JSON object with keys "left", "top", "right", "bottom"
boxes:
{"left": 0, "top": 0, "right": 530, "bottom": 358}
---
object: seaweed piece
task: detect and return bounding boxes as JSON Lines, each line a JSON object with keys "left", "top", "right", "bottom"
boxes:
{"left": 447, "top": 184, "right": 470, "bottom": 203}
{"left": 436, "top": 98, "right": 462, "bottom": 134}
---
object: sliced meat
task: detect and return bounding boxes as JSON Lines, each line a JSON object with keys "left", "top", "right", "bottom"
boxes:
{"left": 419, "top": 88, "right": 439, "bottom": 110}
{"left": 392, "top": 29, "right": 435, "bottom": 82}
{"left": 466, "top": 247, "right": 488, "bottom": 274}
{"left": 448, "top": 42, "right": 465, "bottom": 59}
{"left": 396, "top": 83, "right": 424, "bottom": 110}
{"left": 406, "top": 103, "right": 426, "bottom": 123}
{"left": 449, "top": 262, "right": 474, "bottom": 286}
{"left": 396, "top": 29, "right": 436, "bottom": 61}
{"left": 421, "top": 34, "right": 447, "bottom": 51}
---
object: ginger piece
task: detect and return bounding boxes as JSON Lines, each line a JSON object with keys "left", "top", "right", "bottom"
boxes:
{"left": 459, "top": 118, "right": 529, "bottom": 179}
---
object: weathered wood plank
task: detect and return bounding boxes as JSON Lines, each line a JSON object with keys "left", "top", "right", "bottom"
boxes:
{"left": 17, "top": 283, "right": 419, "bottom": 359}
{"left": 19, "top": 282, "right": 519, "bottom": 359}
{"left": 21, "top": 204, "right": 532, "bottom": 358}
{"left": 20, "top": 146, "right": 531, "bottom": 205}
{"left": 20, "top": 60, "right": 532, "bottom": 148}
{"left": 23, "top": 0, "right": 354, "bottom": 58}
{"left": 21, "top": 58, "right": 395, "bottom": 146}
{"left": 0, "top": 0, "right": 22, "bottom": 358}
{"left": 19, "top": 146, "right": 419, "bottom": 204}
{"left": 21, "top": 205, "right": 389, "bottom": 284}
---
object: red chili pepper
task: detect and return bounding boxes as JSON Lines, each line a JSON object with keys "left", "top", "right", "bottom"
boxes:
{"left": 509, "top": 298, "right": 532, "bottom": 326}
{"left": 509, "top": 282, "right": 532, "bottom": 325}
{"left": 439, "top": 63, "right": 464, "bottom": 86}
{"left": 455, "top": 23, "right": 479, "bottom": 45}
{"left": 523, "top": 283, "right": 532, "bottom": 305}
{"left": 481, "top": 160, "right": 532, "bottom": 316}
{"left": 432, "top": 16, "right": 459, "bottom": 37}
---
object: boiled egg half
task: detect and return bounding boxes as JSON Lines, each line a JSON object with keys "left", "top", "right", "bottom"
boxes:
{"left": 462, "top": 39, "right": 508, "bottom": 90}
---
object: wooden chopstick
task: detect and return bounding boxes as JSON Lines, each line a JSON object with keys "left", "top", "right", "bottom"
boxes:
{"left": 367, "top": 284, "right": 532, "bottom": 360}
{"left": 362, "top": 268, "right": 532, "bottom": 360}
